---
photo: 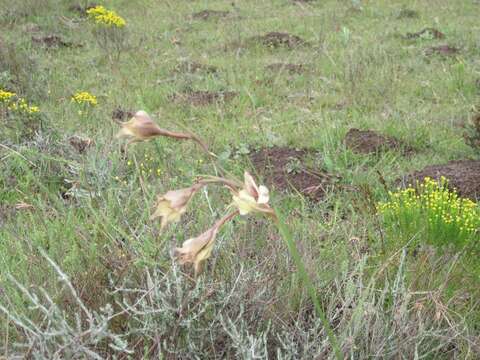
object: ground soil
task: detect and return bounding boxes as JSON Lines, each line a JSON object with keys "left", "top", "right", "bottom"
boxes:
{"left": 249, "top": 146, "right": 339, "bottom": 201}
{"left": 265, "top": 63, "right": 306, "bottom": 74}
{"left": 171, "top": 91, "right": 237, "bottom": 106}
{"left": 344, "top": 128, "right": 411, "bottom": 154}
{"left": 406, "top": 28, "right": 445, "bottom": 39}
{"left": 112, "top": 108, "right": 134, "bottom": 122}
{"left": 32, "top": 35, "right": 75, "bottom": 48}
{"left": 248, "top": 32, "right": 309, "bottom": 49}
{"left": 192, "top": 10, "right": 230, "bottom": 20}
{"left": 400, "top": 160, "right": 480, "bottom": 200}
{"left": 425, "top": 45, "right": 459, "bottom": 56}
{"left": 68, "top": 3, "right": 98, "bottom": 15}
{"left": 69, "top": 135, "right": 93, "bottom": 154}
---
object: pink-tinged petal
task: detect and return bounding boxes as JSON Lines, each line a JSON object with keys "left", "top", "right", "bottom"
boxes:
{"left": 243, "top": 171, "right": 260, "bottom": 199}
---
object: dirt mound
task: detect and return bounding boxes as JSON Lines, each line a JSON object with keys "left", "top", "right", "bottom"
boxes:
{"left": 32, "top": 35, "right": 76, "bottom": 48}
{"left": 406, "top": 28, "right": 445, "bottom": 40}
{"left": 425, "top": 45, "right": 459, "bottom": 56}
{"left": 174, "top": 61, "right": 218, "bottom": 74}
{"left": 112, "top": 108, "right": 134, "bottom": 122}
{"left": 172, "top": 91, "right": 237, "bottom": 106}
{"left": 69, "top": 135, "right": 93, "bottom": 154}
{"left": 69, "top": 3, "right": 98, "bottom": 15}
{"left": 344, "top": 128, "right": 410, "bottom": 154}
{"left": 192, "top": 10, "right": 229, "bottom": 20}
{"left": 400, "top": 160, "right": 480, "bottom": 200}
{"left": 266, "top": 63, "right": 306, "bottom": 74}
{"left": 249, "top": 32, "right": 309, "bottom": 49}
{"left": 249, "top": 146, "right": 339, "bottom": 201}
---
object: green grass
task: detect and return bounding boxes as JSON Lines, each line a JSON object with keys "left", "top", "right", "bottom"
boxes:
{"left": 0, "top": 0, "right": 479, "bottom": 358}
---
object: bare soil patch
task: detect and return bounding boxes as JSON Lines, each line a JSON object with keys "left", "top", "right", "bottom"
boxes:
{"left": 171, "top": 91, "right": 237, "bottom": 106}
{"left": 406, "top": 28, "right": 445, "bottom": 40}
{"left": 192, "top": 10, "right": 230, "bottom": 20}
{"left": 174, "top": 61, "right": 218, "bottom": 74}
{"left": 112, "top": 107, "right": 134, "bottom": 122}
{"left": 249, "top": 32, "right": 309, "bottom": 49}
{"left": 249, "top": 146, "right": 339, "bottom": 201}
{"left": 266, "top": 63, "right": 306, "bottom": 75}
{"left": 425, "top": 45, "right": 459, "bottom": 56}
{"left": 32, "top": 35, "right": 77, "bottom": 48}
{"left": 69, "top": 135, "right": 93, "bottom": 154}
{"left": 344, "top": 128, "right": 411, "bottom": 154}
{"left": 400, "top": 160, "right": 480, "bottom": 200}
{"left": 68, "top": 3, "right": 98, "bottom": 15}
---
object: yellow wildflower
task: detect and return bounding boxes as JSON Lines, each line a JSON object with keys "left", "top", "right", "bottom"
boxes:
{"left": 71, "top": 91, "right": 98, "bottom": 106}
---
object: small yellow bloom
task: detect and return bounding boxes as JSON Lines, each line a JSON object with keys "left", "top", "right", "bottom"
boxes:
{"left": 71, "top": 91, "right": 98, "bottom": 106}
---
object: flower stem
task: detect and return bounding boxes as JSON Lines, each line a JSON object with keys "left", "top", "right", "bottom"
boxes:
{"left": 273, "top": 208, "right": 343, "bottom": 360}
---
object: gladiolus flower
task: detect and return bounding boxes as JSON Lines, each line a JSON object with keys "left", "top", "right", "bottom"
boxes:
{"left": 174, "top": 211, "right": 238, "bottom": 276}
{"left": 150, "top": 183, "right": 203, "bottom": 230}
{"left": 115, "top": 111, "right": 166, "bottom": 143}
{"left": 231, "top": 172, "right": 275, "bottom": 217}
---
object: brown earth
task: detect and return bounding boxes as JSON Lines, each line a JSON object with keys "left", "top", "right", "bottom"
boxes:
{"left": 425, "top": 45, "right": 459, "bottom": 56}
{"left": 69, "top": 135, "right": 93, "bottom": 154}
{"left": 249, "top": 146, "right": 340, "bottom": 201}
{"left": 112, "top": 108, "right": 134, "bottom": 122}
{"left": 406, "top": 28, "right": 445, "bottom": 39}
{"left": 249, "top": 32, "right": 309, "bottom": 49}
{"left": 171, "top": 91, "right": 237, "bottom": 106}
{"left": 68, "top": 3, "right": 98, "bottom": 15}
{"left": 174, "top": 61, "right": 218, "bottom": 74}
{"left": 266, "top": 63, "right": 306, "bottom": 74}
{"left": 344, "top": 128, "right": 411, "bottom": 154}
{"left": 32, "top": 35, "right": 76, "bottom": 48}
{"left": 400, "top": 160, "right": 480, "bottom": 200}
{"left": 192, "top": 10, "right": 230, "bottom": 20}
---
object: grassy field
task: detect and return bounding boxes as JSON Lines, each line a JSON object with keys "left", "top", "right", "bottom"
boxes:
{"left": 1, "top": 0, "right": 479, "bottom": 358}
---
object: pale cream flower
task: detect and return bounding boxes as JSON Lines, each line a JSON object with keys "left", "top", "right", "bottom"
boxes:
{"left": 174, "top": 211, "right": 238, "bottom": 276}
{"left": 174, "top": 225, "right": 218, "bottom": 276}
{"left": 150, "top": 183, "right": 203, "bottom": 230}
{"left": 116, "top": 111, "right": 164, "bottom": 143}
{"left": 231, "top": 172, "right": 274, "bottom": 217}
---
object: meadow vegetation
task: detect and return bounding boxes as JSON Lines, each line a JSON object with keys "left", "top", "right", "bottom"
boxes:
{"left": 0, "top": 0, "right": 479, "bottom": 358}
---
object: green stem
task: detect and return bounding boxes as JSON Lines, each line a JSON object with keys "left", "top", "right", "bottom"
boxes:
{"left": 274, "top": 208, "right": 343, "bottom": 360}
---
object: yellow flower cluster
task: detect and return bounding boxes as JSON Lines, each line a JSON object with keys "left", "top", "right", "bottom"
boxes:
{"left": 378, "top": 177, "right": 479, "bottom": 235}
{"left": 0, "top": 89, "right": 40, "bottom": 114}
{"left": 0, "top": 89, "right": 16, "bottom": 102}
{"left": 71, "top": 91, "right": 98, "bottom": 106}
{"left": 86, "top": 6, "right": 126, "bottom": 28}
{"left": 128, "top": 152, "right": 162, "bottom": 177}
